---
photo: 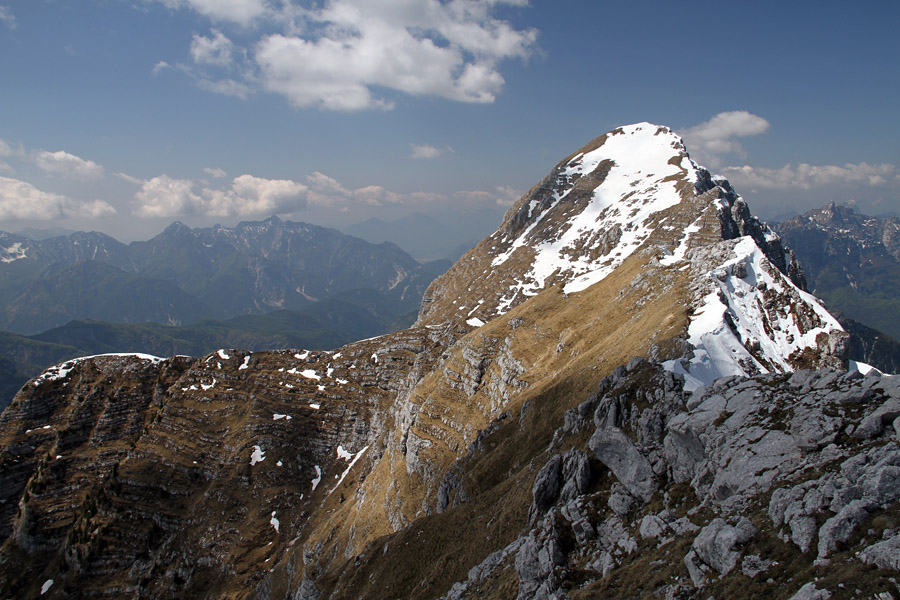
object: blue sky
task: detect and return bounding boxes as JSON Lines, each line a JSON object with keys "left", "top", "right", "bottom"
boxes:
{"left": 0, "top": 0, "right": 898, "bottom": 241}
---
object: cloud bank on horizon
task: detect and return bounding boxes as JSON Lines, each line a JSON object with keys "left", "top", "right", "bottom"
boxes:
{"left": 678, "top": 111, "right": 899, "bottom": 197}
{"left": 2, "top": 107, "right": 894, "bottom": 225}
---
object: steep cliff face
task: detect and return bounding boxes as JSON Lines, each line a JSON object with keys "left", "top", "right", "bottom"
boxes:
{"left": 0, "top": 124, "right": 881, "bottom": 599}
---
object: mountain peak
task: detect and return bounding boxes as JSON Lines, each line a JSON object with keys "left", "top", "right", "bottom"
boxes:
{"left": 418, "top": 123, "right": 706, "bottom": 324}
{"left": 0, "top": 122, "right": 873, "bottom": 600}
{"left": 161, "top": 220, "right": 193, "bottom": 236}
{"left": 419, "top": 122, "right": 845, "bottom": 387}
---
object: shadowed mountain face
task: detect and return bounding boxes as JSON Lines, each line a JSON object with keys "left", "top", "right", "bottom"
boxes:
{"left": 0, "top": 217, "right": 430, "bottom": 335}
{"left": 1, "top": 124, "right": 897, "bottom": 599}
{"left": 774, "top": 202, "right": 900, "bottom": 340}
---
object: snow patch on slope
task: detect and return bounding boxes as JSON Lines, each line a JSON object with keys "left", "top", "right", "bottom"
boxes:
{"left": 250, "top": 445, "right": 266, "bottom": 466}
{"left": 1, "top": 242, "right": 27, "bottom": 263}
{"left": 34, "top": 353, "right": 163, "bottom": 386}
{"left": 491, "top": 123, "right": 701, "bottom": 310}
{"left": 333, "top": 445, "right": 369, "bottom": 490}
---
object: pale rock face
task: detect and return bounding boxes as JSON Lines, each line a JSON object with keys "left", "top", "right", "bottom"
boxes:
{"left": 495, "top": 363, "right": 900, "bottom": 600}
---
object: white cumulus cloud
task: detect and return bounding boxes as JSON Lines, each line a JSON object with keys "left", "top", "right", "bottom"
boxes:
{"left": 204, "top": 167, "right": 227, "bottom": 178}
{"left": 721, "top": 162, "right": 897, "bottom": 190}
{"left": 195, "top": 76, "right": 253, "bottom": 99}
{"left": 681, "top": 111, "right": 770, "bottom": 168}
{"left": 158, "top": 0, "right": 537, "bottom": 110}
{"left": 454, "top": 185, "right": 522, "bottom": 207}
{"left": 0, "top": 176, "right": 116, "bottom": 220}
{"left": 131, "top": 169, "right": 521, "bottom": 219}
{"left": 205, "top": 174, "right": 307, "bottom": 216}
{"left": 684, "top": 112, "right": 899, "bottom": 197}
{"left": 152, "top": 60, "right": 171, "bottom": 76}
{"left": 190, "top": 30, "right": 236, "bottom": 66}
{"left": 305, "top": 172, "right": 404, "bottom": 207}
{"left": 133, "top": 173, "right": 307, "bottom": 217}
{"left": 32, "top": 150, "right": 105, "bottom": 180}
{"left": 134, "top": 175, "right": 204, "bottom": 217}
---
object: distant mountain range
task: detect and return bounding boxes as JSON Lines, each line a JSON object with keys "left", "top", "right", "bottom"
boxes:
{"left": 772, "top": 202, "right": 900, "bottom": 340}
{"left": 0, "top": 286, "right": 429, "bottom": 410}
{"left": 0, "top": 216, "right": 440, "bottom": 335}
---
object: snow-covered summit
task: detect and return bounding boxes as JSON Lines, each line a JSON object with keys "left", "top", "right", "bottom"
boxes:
{"left": 490, "top": 123, "right": 701, "bottom": 298}
{"left": 418, "top": 121, "right": 848, "bottom": 381}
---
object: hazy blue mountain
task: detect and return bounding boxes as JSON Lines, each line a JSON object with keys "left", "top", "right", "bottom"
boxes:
{"left": 0, "top": 217, "right": 435, "bottom": 334}
{"left": 0, "top": 281, "right": 445, "bottom": 410}
{"left": 344, "top": 213, "right": 468, "bottom": 261}
{"left": 774, "top": 202, "right": 900, "bottom": 339}
{"left": 14, "top": 226, "right": 77, "bottom": 240}
{"left": 1, "top": 260, "right": 209, "bottom": 335}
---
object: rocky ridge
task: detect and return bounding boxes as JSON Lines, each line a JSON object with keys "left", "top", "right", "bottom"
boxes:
{"left": 444, "top": 361, "right": 900, "bottom": 599}
{"left": 0, "top": 124, "right": 894, "bottom": 599}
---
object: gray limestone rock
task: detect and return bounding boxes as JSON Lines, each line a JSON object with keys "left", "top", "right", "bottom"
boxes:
{"left": 514, "top": 534, "right": 543, "bottom": 598}
{"left": 558, "top": 449, "right": 592, "bottom": 504}
{"left": 587, "top": 551, "right": 615, "bottom": 578}
{"left": 691, "top": 517, "right": 756, "bottom": 575}
{"left": 531, "top": 449, "right": 591, "bottom": 517}
{"left": 683, "top": 549, "right": 709, "bottom": 587}
{"left": 859, "top": 533, "right": 900, "bottom": 571}
{"left": 639, "top": 514, "right": 667, "bottom": 540}
{"left": 855, "top": 398, "right": 900, "bottom": 439}
{"left": 662, "top": 418, "right": 706, "bottom": 483}
{"left": 787, "top": 582, "right": 832, "bottom": 600}
{"left": 531, "top": 455, "right": 563, "bottom": 514}
{"left": 789, "top": 515, "right": 819, "bottom": 554}
{"left": 607, "top": 485, "right": 637, "bottom": 516}
{"left": 817, "top": 498, "right": 873, "bottom": 559}
{"left": 741, "top": 554, "right": 773, "bottom": 577}
{"left": 292, "top": 577, "right": 320, "bottom": 600}
{"left": 571, "top": 517, "right": 596, "bottom": 545}
{"left": 589, "top": 428, "right": 655, "bottom": 502}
